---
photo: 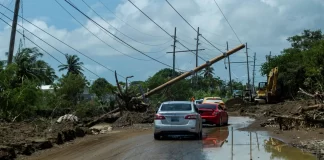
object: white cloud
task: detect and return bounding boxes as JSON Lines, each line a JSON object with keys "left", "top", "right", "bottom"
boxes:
{"left": 84, "top": 64, "right": 108, "bottom": 74}
{"left": 0, "top": 0, "right": 323, "bottom": 84}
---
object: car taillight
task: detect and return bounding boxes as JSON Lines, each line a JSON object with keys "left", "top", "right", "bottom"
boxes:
{"left": 185, "top": 115, "right": 197, "bottom": 119}
{"left": 155, "top": 114, "right": 165, "bottom": 120}
{"left": 212, "top": 111, "right": 218, "bottom": 116}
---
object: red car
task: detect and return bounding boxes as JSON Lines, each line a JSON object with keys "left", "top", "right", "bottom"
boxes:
{"left": 197, "top": 103, "right": 228, "bottom": 126}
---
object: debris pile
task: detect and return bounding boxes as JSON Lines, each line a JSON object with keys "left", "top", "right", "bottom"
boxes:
{"left": 0, "top": 120, "right": 89, "bottom": 159}
{"left": 225, "top": 97, "right": 245, "bottom": 112}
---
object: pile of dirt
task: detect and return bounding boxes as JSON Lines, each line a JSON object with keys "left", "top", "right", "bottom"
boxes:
{"left": 0, "top": 119, "right": 89, "bottom": 159}
{"left": 112, "top": 110, "right": 155, "bottom": 127}
{"left": 225, "top": 98, "right": 246, "bottom": 112}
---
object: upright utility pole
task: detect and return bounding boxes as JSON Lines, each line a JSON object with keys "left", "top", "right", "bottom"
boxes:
{"left": 267, "top": 51, "right": 272, "bottom": 64}
{"left": 172, "top": 27, "right": 177, "bottom": 77}
{"left": 227, "top": 41, "right": 233, "bottom": 95}
{"left": 195, "top": 27, "right": 200, "bottom": 84}
{"left": 245, "top": 42, "right": 250, "bottom": 89}
{"left": 8, "top": 0, "right": 21, "bottom": 64}
{"left": 252, "top": 52, "right": 256, "bottom": 93}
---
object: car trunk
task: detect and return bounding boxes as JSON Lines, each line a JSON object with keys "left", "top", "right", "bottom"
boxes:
{"left": 159, "top": 112, "right": 193, "bottom": 125}
{"left": 198, "top": 108, "right": 215, "bottom": 116}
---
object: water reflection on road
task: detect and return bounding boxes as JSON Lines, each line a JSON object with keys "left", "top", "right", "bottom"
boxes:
{"left": 201, "top": 117, "right": 316, "bottom": 160}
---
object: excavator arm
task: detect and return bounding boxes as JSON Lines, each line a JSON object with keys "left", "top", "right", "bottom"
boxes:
{"left": 255, "top": 67, "right": 279, "bottom": 103}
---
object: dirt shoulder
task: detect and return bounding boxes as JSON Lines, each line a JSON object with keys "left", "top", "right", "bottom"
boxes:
{"left": 227, "top": 100, "right": 324, "bottom": 157}
{"left": 19, "top": 125, "right": 153, "bottom": 160}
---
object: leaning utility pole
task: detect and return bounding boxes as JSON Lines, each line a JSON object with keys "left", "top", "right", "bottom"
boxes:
{"left": 8, "top": 0, "right": 21, "bottom": 64}
{"left": 227, "top": 41, "right": 233, "bottom": 96}
{"left": 172, "top": 27, "right": 177, "bottom": 77}
{"left": 252, "top": 52, "right": 256, "bottom": 93}
{"left": 195, "top": 27, "right": 200, "bottom": 84}
{"left": 245, "top": 42, "right": 250, "bottom": 90}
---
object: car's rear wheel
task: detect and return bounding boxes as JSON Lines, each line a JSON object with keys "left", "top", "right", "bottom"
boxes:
{"left": 224, "top": 115, "right": 228, "bottom": 125}
{"left": 154, "top": 133, "right": 161, "bottom": 140}
{"left": 218, "top": 117, "right": 223, "bottom": 126}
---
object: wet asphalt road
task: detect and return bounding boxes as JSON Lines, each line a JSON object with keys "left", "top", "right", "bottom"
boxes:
{"left": 26, "top": 117, "right": 316, "bottom": 160}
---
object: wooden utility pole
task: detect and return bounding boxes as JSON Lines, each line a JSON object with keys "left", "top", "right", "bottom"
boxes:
{"left": 8, "top": 0, "right": 21, "bottom": 64}
{"left": 245, "top": 42, "right": 250, "bottom": 89}
{"left": 252, "top": 52, "right": 256, "bottom": 93}
{"left": 267, "top": 51, "right": 272, "bottom": 64}
{"left": 195, "top": 27, "right": 200, "bottom": 84}
{"left": 227, "top": 41, "right": 233, "bottom": 96}
{"left": 172, "top": 27, "right": 176, "bottom": 77}
{"left": 143, "top": 44, "right": 245, "bottom": 98}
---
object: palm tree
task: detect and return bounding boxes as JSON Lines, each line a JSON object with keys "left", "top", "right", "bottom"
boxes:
{"left": 201, "top": 66, "right": 215, "bottom": 91}
{"left": 58, "top": 54, "right": 84, "bottom": 75}
{"left": 0, "top": 60, "right": 6, "bottom": 71}
{"left": 34, "top": 60, "right": 58, "bottom": 84}
{"left": 202, "top": 66, "right": 214, "bottom": 78}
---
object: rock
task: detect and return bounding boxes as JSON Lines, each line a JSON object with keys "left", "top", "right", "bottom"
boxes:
{"left": 62, "top": 130, "right": 76, "bottom": 142}
{"left": 0, "top": 145, "right": 16, "bottom": 160}
{"left": 89, "top": 123, "right": 113, "bottom": 135}
{"left": 56, "top": 132, "right": 64, "bottom": 145}
{"left": 56, "top": 114, "right": 78, "bottom": 123}
{"left": 21, "top": 144, "right": 34, "bottom": 155}
{"left": 32, "top": 139, "right": 53, "bottom": 150}
{"left": 75, "top": 127, "right": 87, "bottom": 137}
{"left": 10, "top": 143, "right": 35, "bottom": 155}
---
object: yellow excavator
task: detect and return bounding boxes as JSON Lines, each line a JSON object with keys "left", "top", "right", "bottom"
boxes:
{"left": 254, "top": 67, "right": 281, "bottom": 104}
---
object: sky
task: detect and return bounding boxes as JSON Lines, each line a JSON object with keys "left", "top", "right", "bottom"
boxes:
{"left": 0, "top": 0, "right": 324, "bottom": 86}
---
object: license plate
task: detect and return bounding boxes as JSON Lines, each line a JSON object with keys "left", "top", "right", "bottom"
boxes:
{"left": 202, "top": 119, "right": 206, "bottom": 122}
{"left": 171, "top": 117, "right": 179, "bottom": 122}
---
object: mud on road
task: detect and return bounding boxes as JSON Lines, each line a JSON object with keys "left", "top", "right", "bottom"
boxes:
{"left": 21, "top": 117, "right": 317, "bottom": 160}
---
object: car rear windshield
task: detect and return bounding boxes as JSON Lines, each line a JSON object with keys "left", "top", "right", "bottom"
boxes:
{"left": 204, "top": 99, "right": 222, "bottom": 103}
{"left": 160, "top": 103, "right": 192, "bottom": 111}
{"left": 197, "top": 104, "right": 217, "bottom": 109}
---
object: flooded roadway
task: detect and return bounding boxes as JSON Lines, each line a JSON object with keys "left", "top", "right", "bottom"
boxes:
{"left": 27, "top": 117, "right": 316, "bottom": 160}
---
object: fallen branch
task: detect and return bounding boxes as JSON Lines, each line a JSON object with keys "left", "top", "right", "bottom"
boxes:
{"left": 298, "top": 88, "right": 324, "bottom": 103}
{"left": 299, "top": 104, "right": 323, "bottom": 113}
{"left": 298, "top": 88, "right": 315, "bottom": 97}
{"left": 85, "top": 108, "right": 120, "bottom": 127}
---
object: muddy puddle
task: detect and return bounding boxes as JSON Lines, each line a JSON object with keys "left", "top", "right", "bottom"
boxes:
{"left": 202, "top": 117, "right": 316, "bottom": 160}
{"left": 24, "top": 117, "right": 318, "bottom": 160}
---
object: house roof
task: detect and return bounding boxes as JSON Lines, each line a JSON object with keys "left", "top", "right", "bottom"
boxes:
{"left": 40, "top": 85, "right": 54, "bottom": 90}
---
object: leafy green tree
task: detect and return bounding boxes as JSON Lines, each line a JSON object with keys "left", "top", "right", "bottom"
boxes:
{"left": 146, "top": 68, "right": 192, "bottom": 102}
{"left": 260, "top": 29, "right": 324, "bottom": 97}
{"left": 0, "top": 64, "right": 40, "bottom": 120}
{"left": 58, "top": 54, "right": 84, "bottom": 75}
{"left": 128, "top": 80, "right": 147, "bottom": 94}
{"left": 54, "top": 73, "right": 87, "bottom": 107}
{"left": 0, "top": 60, "right": 6, "bottom": 71}
{"left": 91, "top": 78, "right": 115, "bottom": 103}
{"left": 9, "top": 47, "right": 57, "bottom": 85}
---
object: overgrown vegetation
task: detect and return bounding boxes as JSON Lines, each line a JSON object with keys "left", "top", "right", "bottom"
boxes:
{"left": 261, "top": 30, "right": 324, "bottom": 98}
{"left": 2, "top": 29, "right": 320, "bottom": 121}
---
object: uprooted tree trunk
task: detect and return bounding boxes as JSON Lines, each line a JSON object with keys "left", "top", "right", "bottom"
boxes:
{"left": 114, "top": 71, "right": 149, "bottom": 113}
{"left": 85, "top": 71, "right": 149, "bottom": 128}
{"left": 298, "top": 104, "right": 324, "bottom": 113}
{"left": 298, "top": 88, "right": 324, "bottom": 104}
